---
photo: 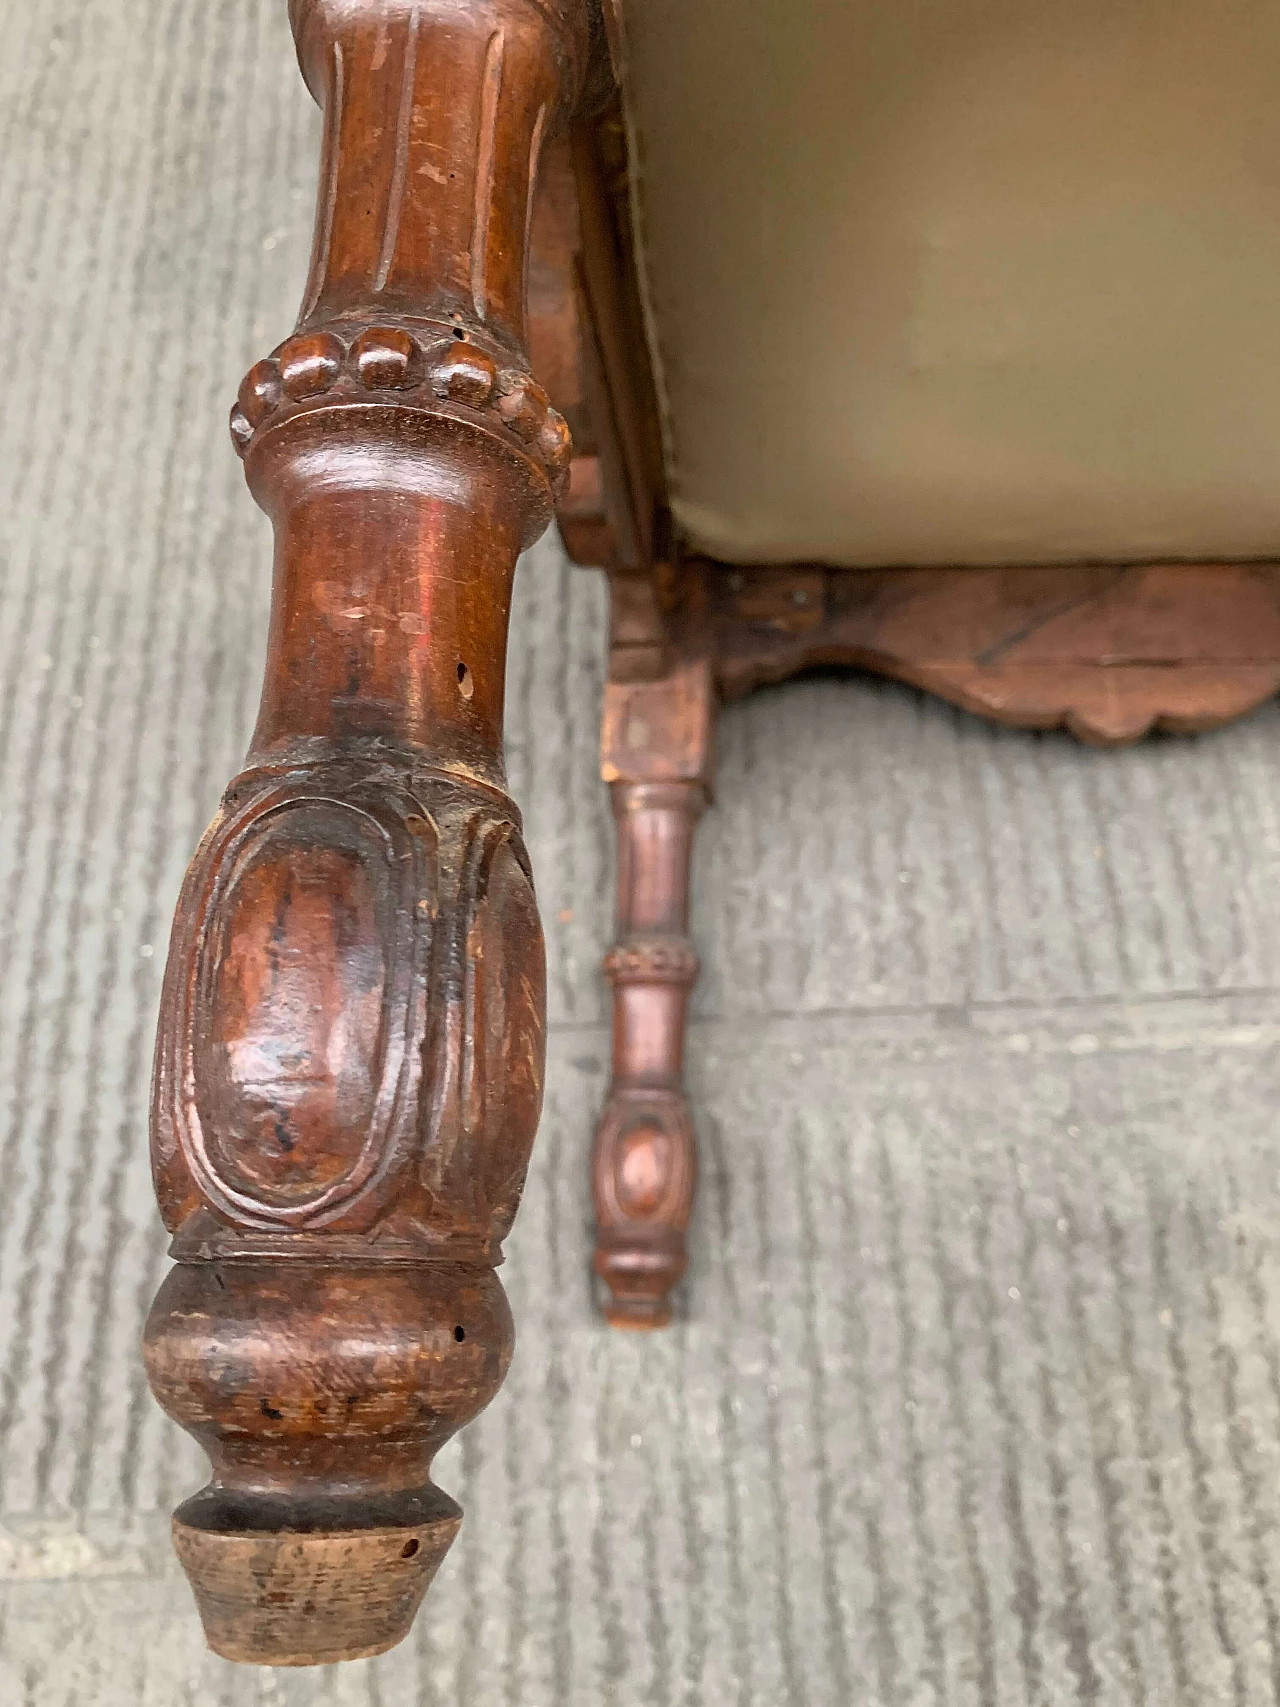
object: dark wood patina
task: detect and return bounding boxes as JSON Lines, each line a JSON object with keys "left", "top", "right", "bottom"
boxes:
{"left": 144, "top": 0, "right": 604, "bottom": 1666}
{"left": 147, "top": 2, "right": 1280, "bottom": 1666}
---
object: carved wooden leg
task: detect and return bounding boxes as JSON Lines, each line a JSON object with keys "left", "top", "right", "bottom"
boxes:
{"left": 592, "top": 650, "right": 714, "bottom": 1327}
{"left": 143, "top": 0, "right": 593, "bottom": 1668}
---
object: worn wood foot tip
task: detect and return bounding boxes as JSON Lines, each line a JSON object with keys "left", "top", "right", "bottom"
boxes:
{"left": 143, "top": 0, "right": 599, "bottom": 1665}
{"left": 148, "top": 1260, "right": 508, "bottom": 1663}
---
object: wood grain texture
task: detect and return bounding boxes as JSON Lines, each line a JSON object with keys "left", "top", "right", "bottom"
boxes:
{"left": 146, "top": 0, "right": 599, "bottom": 1666}
{"left": 585, "top": 555, "right": 1280, "bottom": 1331}
{"left": 712, "top": 561, "right": 1280, "bottom": 745}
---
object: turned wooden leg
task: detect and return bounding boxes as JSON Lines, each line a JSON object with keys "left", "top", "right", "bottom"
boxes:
{"left": 592, "top": 650, "right": 714, "bottom": 1328}
{"left": 143, "top": 0, "right": 595, "bottom": 1667}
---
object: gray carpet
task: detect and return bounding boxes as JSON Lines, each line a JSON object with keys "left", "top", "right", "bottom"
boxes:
{"left": 4, "top": 1, "right": 1280, "bottom": 1702}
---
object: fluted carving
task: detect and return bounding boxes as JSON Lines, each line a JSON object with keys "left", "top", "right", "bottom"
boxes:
{"left": 144, "top": 0, "right": 596, "bottom": 1666}
{"left": 288, "top": 0, "right": 573, "bottom": 346}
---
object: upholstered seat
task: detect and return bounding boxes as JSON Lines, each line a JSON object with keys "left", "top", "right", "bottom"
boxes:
{"left": 621, "top": 0, "right": 1280, "bottom": 566}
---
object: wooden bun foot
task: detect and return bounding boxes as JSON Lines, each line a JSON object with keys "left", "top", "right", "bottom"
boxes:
{"left": 594, "top": 1232, "right": 684, "bottom": 1329}
{"left": 145, "top": 1259, "right": 514, "bottom": 1664}
{"left": 172, "top": 1500, "right": 460, "bottom": 1666}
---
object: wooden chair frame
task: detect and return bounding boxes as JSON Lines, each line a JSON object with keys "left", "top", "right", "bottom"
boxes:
{"left": 142, "top": 0, "right": 1280, "bottom": 1663}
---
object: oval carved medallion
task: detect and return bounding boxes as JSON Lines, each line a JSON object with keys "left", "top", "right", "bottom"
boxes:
{"left": 169, "top": 783, "right": 433, "bottom": 1229}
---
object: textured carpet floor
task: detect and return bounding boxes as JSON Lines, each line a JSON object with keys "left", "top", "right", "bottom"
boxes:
{"left": 4, "top": 2, "right": 1280, "bottom": 1703}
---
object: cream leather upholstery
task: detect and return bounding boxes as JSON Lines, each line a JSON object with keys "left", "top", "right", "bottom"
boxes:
{"left": 621, "top": 1, "right": 1280, "bottom": 566}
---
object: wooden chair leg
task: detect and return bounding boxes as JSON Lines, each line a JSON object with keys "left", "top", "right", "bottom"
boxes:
{"left": 142, "top": 0, "right": 594, "bottom": 1668}
{"left": 592, "top": 651, "right": 714, "bottom": 1328}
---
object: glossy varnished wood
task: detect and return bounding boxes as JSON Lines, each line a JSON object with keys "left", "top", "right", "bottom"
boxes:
{"left": 146, "top": 0, "right": 600, "bottom": 1666}
{"left": 235, "top": 5, "right": 1280, "bottom": 1353}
